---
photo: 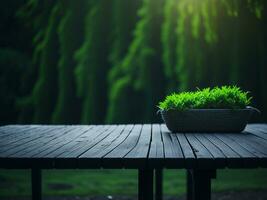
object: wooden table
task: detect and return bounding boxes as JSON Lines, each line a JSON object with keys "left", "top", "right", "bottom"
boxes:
{"left": 1, "top": 124, "right": 267, "bottom": 200}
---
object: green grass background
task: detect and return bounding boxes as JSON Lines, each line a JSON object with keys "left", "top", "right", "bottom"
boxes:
{"left": 0, "top": 169, "right": 267, "bottom": 197}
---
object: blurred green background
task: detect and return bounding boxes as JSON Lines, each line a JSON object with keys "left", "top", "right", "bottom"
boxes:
{"left": 0, "top": 169, "right": 267, "bottom": 197}
{"left": 0, "top": 0, "right": 267, "bottom": 125}
{"left": 0, "top": 0, "right": 267, "bottom": 198}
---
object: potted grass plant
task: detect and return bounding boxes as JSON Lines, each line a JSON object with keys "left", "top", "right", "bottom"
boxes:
{"left": 158, "top": 86, "right": 260, "bottom": 132}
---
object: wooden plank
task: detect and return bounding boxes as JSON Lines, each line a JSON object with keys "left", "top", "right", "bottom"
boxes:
{"left": 226, "top": 134, "right": 267, "bottom": 156}
{"left": 236, "top": 132, "right": 267, "bottom": 151}
{"left": 0, "top": 125, "right": 41, "bottom": 132}
{"left": 7, "top": 126, "right": 87, "bottom": 158}
{"left": 10, "top": 126, "right": 94, "bottom": 159}
{"left": 79, "top": 125, "right": 131, "bottom": 158}
{"left": 214, "top": 134, "right": 258, "bottom": 167}
{"left": 0, "top": 125, "right": 66, "bottom": 148}
{"left": 30, "top": 126, "right": 92, "bottom": 158}
{"left": 185, "top": 134, "right": 214, "bottom": 168}
{"left": 54, "top": 125, "right": 117, "bottom": 168}
{"left": 194, "top": 134, "right": 226, "bottom": 167}
{"left": 79, "top": 125, "right": 134, "bottom": 168}
{"left": 161, "top": 125, "right": 184, "bottom": 158}
{"left": 148, "top": 124, "right": 164, "bottom": 168}
{"left": 0, "top": 126, "right": 64, "bottom": 154}
{"left": 0, "top": 126, "right": 50, "bottom": 144}
{"left": 102, "top": 125, "right": 141, "bottom": 167}
{"left": 0, "top": 126, "right": 65, "bottom": 156}
{"left": 247, "top": 124, "right": 267, "bottom": 132}
{"left": 0, "top": 126, "right": 71, "bottom": 157}
{"left": 42, "top": 125, "right": 105, "bottom": 158}
{"left": 124, "top": 124, "right": 152, "bottom": 168}
{"left": 249, "top": 124, "right": 267, "bottom": 133}
{"left": 1, "top": 124, "right": 266, "bottom": 170}
{"left": 175, "top": 134, "right": 196, "bottom": 168}
{"left": 55, "top": 125, "right": 114, "bottom": 159}
{"left": 0, "top": 125, "right": 10, "bottom": 131}
{"left": 225, "top": 134, "right": 267, "bottom": 167}
{"left": 106, "top": 124, "right": 142, "bottom": 158}
{"left": 0, "top": 125, "right": 39, "bottom": 138}
{"left": 245, "top": 126, "right": 267, "bottom": 141}
{"left": 160, "top": 124, "right": 184, "bottom": 168}
{"left": 203, "top": 134, "right": 241, "bottom": 167}
{"left": 149, "top": 124, "right": 164, "bottom": 158}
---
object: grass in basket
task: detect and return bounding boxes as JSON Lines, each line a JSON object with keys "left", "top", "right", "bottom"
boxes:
{"left": 158, "top": 86, "right": 251, "bottom": 111}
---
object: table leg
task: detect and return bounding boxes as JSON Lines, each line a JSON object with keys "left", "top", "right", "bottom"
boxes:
{"left": 31, "top": 168, "right": 42, "bottom": 200}
{"left": 138, "top": 169, "right": 154, "bottom": 200}
{"left": 155, "top": 169, "right": 163, "bottom": 200}
{"left": 186, "top": 170, "right": 193, "bottom": 200}
{"left": 191, "top": 169, "right": 216, "bottom": 200}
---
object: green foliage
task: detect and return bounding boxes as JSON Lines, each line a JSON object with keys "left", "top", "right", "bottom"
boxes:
{"left": 52, "top": 0, "right": 86, "bottom": 124}
{"left": 6, "top": 0, "right": 267, "bottom": 124}
{"left": 75, "top": 1, "right": 112, "bottom": 124}
{"left": 107, "top": 0, "right": 166, "bottom": 123}
{"left": 161, "top": 0, "right": 178, "bottom": 91}
{"left": 105, "top": 0, "right": 141, "bottom": 123}
{"left": 108, "top": 0, "right": 141, "bottom": 80}
{"left": 17, "top": 1, "right": 63, "bottom": 123}
{"left": 31, "top": 3, "right": 60, "bottom": 123}
{"left": 106, "top": 76, "right": 134, "bottom": 123}
{"left": 159, "top": 86, "right": 251, "bottom": 111}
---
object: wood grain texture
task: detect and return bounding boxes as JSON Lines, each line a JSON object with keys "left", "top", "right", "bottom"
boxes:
{"left": 0, "top": 124, "right": 267, "bottom": 169}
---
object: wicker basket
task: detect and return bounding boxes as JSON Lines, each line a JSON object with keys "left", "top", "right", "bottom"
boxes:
{"left": 160, "top": 107, "right": 259, "bottom": 133}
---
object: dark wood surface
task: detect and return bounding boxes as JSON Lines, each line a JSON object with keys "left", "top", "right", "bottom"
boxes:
{"left": 1, "top": 124, "right": 267, "bottom": 169}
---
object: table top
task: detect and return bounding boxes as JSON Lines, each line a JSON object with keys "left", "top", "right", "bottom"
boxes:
{"left": 0, "top": 124, "right": 267, "bottom": 169}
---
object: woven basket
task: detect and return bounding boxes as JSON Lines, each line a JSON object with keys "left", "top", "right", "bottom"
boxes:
{"left": 161, "top": 107, "right": 259, "bottom": 133}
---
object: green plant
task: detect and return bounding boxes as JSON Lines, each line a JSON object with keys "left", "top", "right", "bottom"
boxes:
{"left": 158, "top": 86, "right": 251, "bottom": 111}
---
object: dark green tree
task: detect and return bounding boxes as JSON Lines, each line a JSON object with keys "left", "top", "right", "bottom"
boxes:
{"left": 52, "top": 0, "right": 87, "bottom": 123}
{"left": 31, "top": 3, "right": 61, "bottom": 123}
{"left": 17, "top": 0, "right": 56, "bottom": 123}
{"left": 108, "top": 0, "right": 141, "bottom": 84}
{"left": 107, "top": 0, "right": 165, "bottom": 123}
{"left": 105, "top": 0, "right": 141, "bottom": 123}
{"left": 161, "top": 0, "right": 179, "bottom": 92}
{"left": 75, "top": 1, "right": 112, "bottom": 124}
{"left": 12, "top": 0, "right": 267, "bottom": 124}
